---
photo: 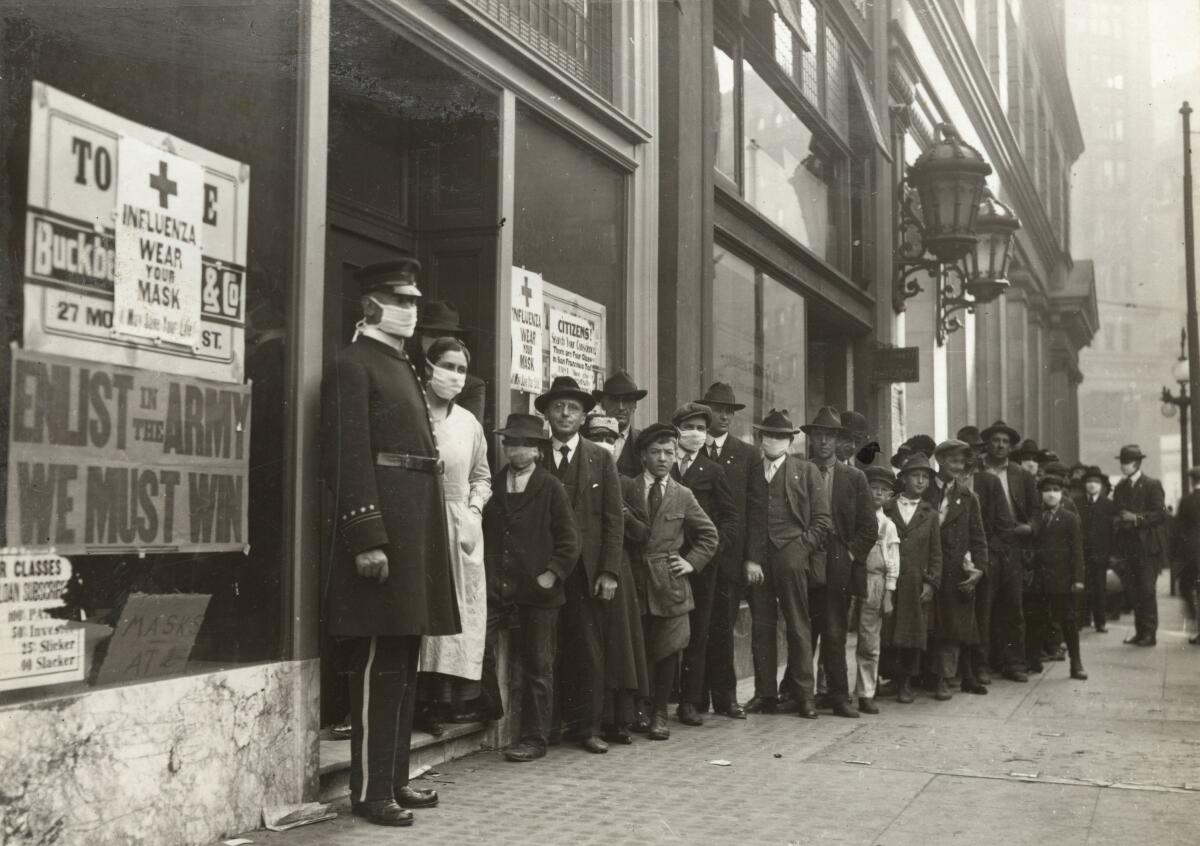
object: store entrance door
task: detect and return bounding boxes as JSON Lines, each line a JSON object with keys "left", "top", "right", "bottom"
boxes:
{"left": 320, "top": 2, "right": 500, "bottom": 728}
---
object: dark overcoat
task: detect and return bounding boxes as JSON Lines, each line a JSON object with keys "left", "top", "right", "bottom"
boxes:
{"left": 1079, "top": 494, "right": 1115, "bottom": 567}
{"left": 972, "top": 470, "right": 1015, "bottom": 555}
{"left": 543, "top": 437, "right": 625, "bottom": 583}
{"left": 607, "top": 476, "right": 652, "bottom": 694}
{"left": 482, "top": 464, "right": 580, "bottom": 608}
{"left": 882, "top": 499, "right": 942, "bottom": 650}
{"left": 811, "top": 461, "right": 877, "bottom": 592}
{"left": 672, "top": 452, "right": 739, "bottom": 566}
{"left": 1029, "top": 506, "right": 1085, "bottom": 595}
{"left": 616, "top": 426, "right": 642, "bottom": 478}
{"left": 1112, "top": 473, "right": 1169, "bottom": 567}
{"left": 932, "top": 482, "right": 990, "bottom": 644}
{"left": 321, "top": 336, "right": 459, "bottom": 637}
{"left": 708, "top": 435, "right": 758, "bottom": 584}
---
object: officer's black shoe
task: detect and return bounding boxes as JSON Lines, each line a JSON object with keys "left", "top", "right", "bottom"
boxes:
{"left": 352, "top": 799, "right": 414, "bottom": 827}
{"left": 396, "top": 786, "right": 438, "bottom": 808}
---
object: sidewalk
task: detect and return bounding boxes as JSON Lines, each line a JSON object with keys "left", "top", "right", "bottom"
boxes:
{"left": 232, "top": 577, "right": 1199, "bottom": 845}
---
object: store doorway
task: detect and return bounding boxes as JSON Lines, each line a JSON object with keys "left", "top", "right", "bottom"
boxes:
{"left": 320, "top": 1, "right": 500, "bottom": 729}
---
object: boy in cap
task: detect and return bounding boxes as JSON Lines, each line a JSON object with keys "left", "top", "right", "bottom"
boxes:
{"left": 1026, "top": 473, "right": 1088, "bottom": 679}
{"left": 1079, "top": 465, "right": 1116, "bottom": 632}
{"left": 484, "top": 414, "right": 582, "bottom": 762}
{"left": 855, "top": 466, "right": 901, "bottom": 714}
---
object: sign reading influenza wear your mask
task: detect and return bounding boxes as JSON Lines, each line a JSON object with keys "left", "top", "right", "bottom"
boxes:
{"left": 22, "top": 82, "right": 250, "bottom": 383}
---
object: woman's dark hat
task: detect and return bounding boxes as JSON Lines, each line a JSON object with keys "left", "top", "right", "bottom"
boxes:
{"left": 593, "top": 369, "right": 647, "bottom": 401}
{"left": 801, "top": 406, "right": 844, "bottom": 435}
{"left": 857, "top": 442, "right": 882, "bottom": 466}
{"left": 672, "top": 402, "right": 713, "bottom": 428}
{"left": 1038, "top": 474, "right": 1067, "bottom": 492}
{"left": 891, "top": 443, "right": 913, "bottom": 469}
{"left": 636, "top": 422, "right": 679, "bottom": 452}
{"left": 495, "top": 413, "right": 550, "bottom": 442}
{"left": 1117, "top": 444, "right": 1148, "bottom": 462}
{"left": 536, "top": 375, "right": 597, "bottom": 414}
{"left": 865, "top": 465, "right": 897, "bottom": 487}
{"left": 355, "top": 258, "right": 422, "bottom": 298}
{"left": 981, "top": 419, "right": 1021, "bottom": 446}
{"left": 419, "top": 300, "right": 464, "bottom": 333}
{"left": 696, "top": 381, "right": 745, "bottom": 410}
{"left": 899, "top": 453, "right": 934, "bottom": 477}
{"left": 905, "top": 435, "right": 936, "bottom": 458}
{"left": 754, "top": 408, "right": 800, "bottom": 435}
{"left": 1037, "top": 449, "right": 1061, "bottom": 466}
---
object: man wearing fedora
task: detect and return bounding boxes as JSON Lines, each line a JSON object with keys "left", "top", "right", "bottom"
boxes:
{"left": 321, "top": 258, "right": 459, "bottom": 826}
{"left": 980, "top": 420, "right": 1039, "bottom": 682}
{"left": 670, "top": 402, "right": 738, "bottom": 727}
{"left": 743, "top": 409, "right": 832, "bottom": 718}
{"left": 803, "top": 407, "right": 877, "bottom": 718}
{"left": 1112, "top": 444, "right": 1168, "bottom": 646}
{"left": 594, "top": 369, "right": 648, "bottom": 478}
{"left": 696, "top": 382, "right": 758, "bottom": 719}
{"left": 537, "top": 375, "right": 624, "bottom": 753}
{"left": 411, "top": 299, "right": 486, "bottom": 423}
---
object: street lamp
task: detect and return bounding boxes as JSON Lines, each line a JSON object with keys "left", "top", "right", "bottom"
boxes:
{"left": 1161, "top": 328, "right": 1190, "bottom": 491}
{"left": 893, "top": 124, "right": 1020, "bottom": 345}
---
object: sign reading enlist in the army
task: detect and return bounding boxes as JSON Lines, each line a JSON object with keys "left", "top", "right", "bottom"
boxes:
{"left": 23, "top": 81, "right": 250, "bottom": 383}
{"left": 5, "top": 348, "right": 252, "bottom": 555}
{"left": 0, "top": 550, "right": 84, "bottom": 692}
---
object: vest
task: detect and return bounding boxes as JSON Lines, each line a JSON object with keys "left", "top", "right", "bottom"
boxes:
{"left": 767, "top": 465, "right": 803, "bottom": 549}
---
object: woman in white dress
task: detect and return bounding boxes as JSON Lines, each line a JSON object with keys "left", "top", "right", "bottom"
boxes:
{"left": 416, "top": 337, "right": 492, "bottom": 733}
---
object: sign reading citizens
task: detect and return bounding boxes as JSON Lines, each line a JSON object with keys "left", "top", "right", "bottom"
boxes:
{"left": 22, "top": 82, "right": 249, "bottom": 383}
{"left": 5, "top": 349, "right": 252, "bottom": 555}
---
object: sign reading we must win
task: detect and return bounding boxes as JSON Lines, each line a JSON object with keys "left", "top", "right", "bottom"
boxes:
{"left": 5, "top": 348, "right": 251, "bottom": 554}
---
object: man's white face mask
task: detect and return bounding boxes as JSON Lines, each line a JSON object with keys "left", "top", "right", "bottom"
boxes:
{"left": 1120, "top": 462, "right": 1138, "bottom": 478}
{"left": 1085, "top": 480, "right": 1102, "bottom": 497}
{"left": 761, "top": 436, "right": 790, "bottom": 460}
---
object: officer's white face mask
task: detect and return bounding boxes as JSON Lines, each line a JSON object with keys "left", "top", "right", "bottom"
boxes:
{"left": 761, "top": 436, "right": 791, "bottom": 460}
{"left": 1120, "top": 462, "right": 1138, "bottom": 477}
{"left": 370, "top": 297, "right": 418, "bottom": 338}
{"left": 429, "top": 364, "right": 465, "bottom": 400}
{"left": 1042, "top": 490, "right": 1063, "bottom": 508}
{"left": 1085, "top": 481, "right": 1102, "bottom": 497}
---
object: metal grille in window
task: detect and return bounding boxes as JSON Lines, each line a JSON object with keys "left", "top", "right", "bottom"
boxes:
{"left": 465, "top": 0, "right": 614, "bottom": 100}
{"left": 799, "top": 0, "right": 820, "bottom": 107}
{"left": 824, "top": 25, "right": 848, "bottom": 138}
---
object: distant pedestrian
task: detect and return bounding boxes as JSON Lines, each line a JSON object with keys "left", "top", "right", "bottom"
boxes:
{"left": 1112, "top": 445, "right": 1168, "bottom": 647}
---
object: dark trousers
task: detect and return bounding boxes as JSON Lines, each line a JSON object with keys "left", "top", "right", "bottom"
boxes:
{"left": 1025, "top": 593, "right": 1081, "bottom": 666}
{"left": 1123, "top": 554, "right": 1160, "bottom": 637}
{"left": 967, "top": 571, "right": 992, "bottom": 677}
{"left": 679, "top": 562, "right": 719, "bottom": 707}
{"left": 809, "top": 564, "right": 852, "bottom": 704}
{"left": 749, "top": 538, "right": 814, "bottom": 702}
{"left": 705, "top": 570, "right": 743, "bottom": 710}
{"left": 934, "top": 639, "right": 975, "bottom": 682}
{"left": 988, "top": 548, "right": 1027, "bottom": 672}
{"left": 347, "top": 635, "right": 420, "bottom": 803}
{"left": 558, "top": 566, "right": 606, "bottom": 736}
{"left": 509, "top": 603, "right": 559, "bottom": 746}
{"left": 1085, "top": 558, "right": 1109, "bottom": 629}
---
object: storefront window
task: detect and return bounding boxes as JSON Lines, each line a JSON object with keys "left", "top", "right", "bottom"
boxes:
{"left": 0, "top": 5, "right": 296, "bottom": 704}
{"left": 715, "top": 44, "right": 738, "bottom": 182}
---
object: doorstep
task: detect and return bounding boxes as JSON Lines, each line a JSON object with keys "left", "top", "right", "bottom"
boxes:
{"left": 318, "top": 722, "right": 489, "bottom": 803}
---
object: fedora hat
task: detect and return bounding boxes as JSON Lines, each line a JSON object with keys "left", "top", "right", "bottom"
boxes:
{"left": 754, "top": 408, "right": 800, "bottom": 436}
{"left": 933, "top": 439, "right": 972, "bottom": 460}
{"left": 636, "top": 422, "right": 679, "bottom": 452}
{"left": 418, "top": 300, "right": 464, "bottom": 333}
{"left": 1011, "top": 438, "right": 1041, "bottom": 461}
{"left": 1042, "top": 461, "right": 1070, "bottom": 480}
{"left": 495, "top": 412, "right": 550, "bottom": 442}
{"left": 1117, "top": 444, "right": 1148, "bottom": 462}
{"left": 899, "top": 453, "right": 934, "bottom": 477}
{"left": 583, "top": 410, "right": 620, "bottom": 438}
{"left": 1082, "top": 465, "right": 1108, "bottom": 484}
{"left": 956, "top": 425, "right": 983, "bottom": 448}
{"left": 535, "top": 375, "right": 597, "bottom": 414}
{"left": 593, "top": 368, "right": 647, "bottom": 401}
{"left": 355, "top": 258, "right": 422, "bottom": 298}
{"left": 981, "top": 419, "right": 1021, "bottom": 446}
{"left": 865, "top": 465, "right": 897, "bottom": 488}
{"left": 1038, "top": 474, "right": 1067, "bottom": 491}
{"left": 840, "top": 410, "right": 869, "bottom": 439}
{"left": 672, "top": 401, "right": 713, "bottom": 428}
{"left": 801, "top": 406, "right": 844, "bottom": 435}
{"left": 696, "top": 381, "right": 745, "bottom": 410}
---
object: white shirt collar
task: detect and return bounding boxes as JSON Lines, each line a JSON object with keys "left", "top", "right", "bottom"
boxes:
{"left": 551, "top": 433, "right": 581, "bottom": 454}
{"left": 643, "top": 470, "right": 666, "bottom": 491}
{"left": 765, "top": 453, "right": 786, "bottom": 471}
{"left": 1128, "top": 470, "right": 1142, "bottom": 485}
{"left": 360, "top": 326, "right": 403, "bottom": 352}
{"left": 711, "top": 432, "right": 729, "bottom": 450}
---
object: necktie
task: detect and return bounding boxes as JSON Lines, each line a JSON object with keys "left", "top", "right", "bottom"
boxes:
{"left": 649, "top": 479, "right": 663, "bottom": 520}
{"left": 709, "top": 443, "right": 719, "bottom": 461}
{"left": 765, "top": 459, "right": 777, "bottom": 483}
{"left": 559, "top": 445, "right": 570, "bottom": 468}
{"left": 679, "top": 456, "right": 692, "bottom": 477}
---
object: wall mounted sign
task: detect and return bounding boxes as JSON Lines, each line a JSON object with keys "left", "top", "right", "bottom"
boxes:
{"left": 870, "top": 346, "right": 921, "bottom": 384}
{"left": 542, "top": 281, "right": 606, "bottom": 392}
{"left": 509, "top": 266, "right": 544, "bottom": 394}
{"left": 0, "top": 550, "right": 83, "bottom": 692}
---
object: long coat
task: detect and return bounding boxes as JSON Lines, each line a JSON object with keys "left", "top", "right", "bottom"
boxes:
{"left": 745, "top": 454, "right": 833, "bottom": 570}
{"left": 608, "top": 476, "right": 652, "bottom": 694}
{"left": 811, "top": 461, "right": 877, "bottom": 592}
{"left": 672, "top": 452, "right": 739, "bottom": 565}
{"left": 1029, "top": 506, "right": 1085, "bottom": 595}
{"left": 1079, "top": 494, "right": 1115, "bottom": 567}
{"left": 482, "top": 464, "right": 580, "bottom": 608}
{"left": 543, "top": 437, "right": 624, "bottom": 584}
{"left": 931, "top": 482, "right": 990, "bottom": 644}
{"left": 616, "top": 426, "right": 642, "bottom": 478}
{"left": 321, "top": 336, "right": 459, "bottom": 637}
{"left": 626, "top": 476, "right": 720, "bottom": 616}
{"left": 882, "top": 499, "right": 942, "bottom": 649}
{"left": 971, "top": 470, "right": 1015, "bottom": 556}
{"left": 708, "top": 435, "right": 758, "bottom": 584}
{"left": 1174, "top": 491, "right": 1200, "bottom": 570}
{"left": 1112, "top": 473, "right": 1169, "bottom": 567}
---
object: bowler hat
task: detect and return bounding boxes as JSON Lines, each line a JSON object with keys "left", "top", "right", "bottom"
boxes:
{"left": 1012, "top": 438, "right": 1041, "bottom": 461}
{"left": 696, "top": 381, "right": 746, "bottom": 410}
{"left": 981, "top": 419, "right": 1021, "bottom": 446}
{"left": 956, "top": 425, "right": 983, "bottom": 448}
{"left": 355, "top": 258, "right": 422, "bottom": 298}
{"left": 905, "top": 435, "right": 936, "bottom": 458}
{"left": 754, "top": 408, "right": 800, "bottom": 436}
{"left": 419, "top": 300, "right": 464, "bottom": 333}
{"left": 1042, "top": 461, "right": 1070, "bottom": 480}
{"left": 1117, "top": 444, "right": 1148, "bottom": 462}
{"left": 535, "top": 375, "right": 597, "bottom": 414}
{"left": 495, "top": 412, "right": 549, "bottom": 442}
{"left": 672, "top": 402, "right": 712, "bottom": 428}
{"left": 636, "top": 422, "right": 679, "bottom": 452}
{"left": 593, "top": 368, "right": 647, "bottom": 401}
{"left": 1082, "top": 465, "right": 1108, "bottom": 484}
{"left": 899, "top": 453, "right": 934, "bottom": 477}
{"left": 933, "top": 439, "right": 972, "bottom": 460}
{"left": 840, "top": 410, "right": 869, "bottom": 439}
{"left": 865, "top": 465, "right": 897, "bottom": 488}
{"left": 583, "top": 410, "right": 620, "bottom": 438}
{"left": 1038, "top": 474, "right": 1066, "bottom": 491}
{"left": 801, "top": 406, "right": 844, "bottom": 435}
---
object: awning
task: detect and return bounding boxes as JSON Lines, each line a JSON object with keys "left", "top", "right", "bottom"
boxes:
{"left": 851, "top": 60, "right": 892, "bottom": 161}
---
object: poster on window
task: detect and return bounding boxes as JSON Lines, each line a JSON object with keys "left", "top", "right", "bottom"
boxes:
{"left": 510, "top": 266, "right": 545, "bottom": 394}
{"left": 548, "top": 307, "right": 600, "bottom": 391}
{"left": 23, "top": 82, "right": 250, "bottom": 383}
{"left": 5, "top": 348, "right": 252, "bottom": 556}
{"left": 0, "top": 550, "right": 84, "bottom": 692}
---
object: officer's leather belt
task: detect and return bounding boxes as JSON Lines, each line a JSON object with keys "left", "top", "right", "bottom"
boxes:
{"left": 376, "top": 452, "right": 444, "bottom": 475}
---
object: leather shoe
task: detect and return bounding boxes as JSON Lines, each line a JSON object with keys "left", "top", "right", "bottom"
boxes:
{"left": 351, "top": 799, "right": 414, "bottom": 827}
{"left": 1135, "top": 636, "right": 1156, "bottom": 647}
{"left": 581, "top": 735, "right": 609, "bottom": 754}
{"left": 746, "top": 696, "right": 778, "bottom": 714}
{"left": 934, "top": 679, "right": 952, "bottom": 701}
{"left": 1047, "top": 646, "right": 1067, "bottom": 662}
{"left": 715, "top": 702, "right": 748, "bottom": 719}
{"left": 1094, "top": 625, "right": 1108, "bottom": 633}
{"left": 396, "top": 786, "right": 438, "bottom": 809}
{"left": 1002, "top": 668, "right": 1028, "bottom": 683}
{"left": 503, "top": 742, "right": 546, "bottom": 762}
{"left": 831, "top": 699, "right": 860, "bottom": 718}
{"left": 857, "top": 697, "right": 879, "bottom": 715}
{"left": 676, "top": 703, "right": 704, "bottom": 726}
{"left": 605, "top": 725, "right": 634, "bottom": 745}
{"left": 1070, "top": 663, "right": 1088, "bottom": 680}
{"left": 896, "top": 678, "right": 914, "bottom": 704}
{"left": 961, "top": 679, "right": 988, "bottom": 695}
{"left": 1123, "top": 633, "right": 1144, "bottom": 645}
{"left": 975, "top": 668, "right": 991, "bottom": 685}
{"left": 1027, "top": 661, "right": 1045, "bottom": 674}
{"left": 631, "top": 713, "right": 651, "bottom": 733}
{"left": 648, "top": 712, "right": 670, "bottom": 741}
{"left": 797, "top": 701, "right": 818, "bottom": 720}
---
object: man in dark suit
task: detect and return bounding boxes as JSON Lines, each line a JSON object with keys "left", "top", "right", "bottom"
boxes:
{"left": 743, "top": 409, "right": 832, "bottom": 719}
{"left": 697, "top": 382, "right": 758, "bottom": 719}
{"left": 537, "top": 376, "right": 624, "bottom": 753}
{"left": 980, "top": 419, "right": 1039, "bottom": 682}
{"left": 670, "top": 403, "right": 738, "bottom": 727}
{"left": 321, "top": 259, "right": 458, "bottom": 826}
{"left": 1112, "top": 444, "right": 1168, "bottom": 646}
{"left": 1079, "top": 465, "right": 1116, "bottom": 632}
{"left": 594, "top": 369, "right": 647, "bottom": 478}
{"left": 802, "top": 407, "right": 877, "bottom": 719}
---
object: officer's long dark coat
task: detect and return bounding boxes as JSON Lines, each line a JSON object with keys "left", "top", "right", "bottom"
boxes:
{"left": 882, "top": 499, "right": 942, "bottom": 650}
{"left": 931, "top": 482, "right": 990, "bottom": 644}
{"left": 321, "top": 336, "right": 460, "bottom": 637}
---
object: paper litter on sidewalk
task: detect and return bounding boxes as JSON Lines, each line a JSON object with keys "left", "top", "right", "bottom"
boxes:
{"left": 222, "top": 840, "right": 254, "bottom": 846}
{"left": 706, "top": 759, "right": 732, "bottom": 766}
{"left": 262, "top": 802, "right": 337, "bottom": 832}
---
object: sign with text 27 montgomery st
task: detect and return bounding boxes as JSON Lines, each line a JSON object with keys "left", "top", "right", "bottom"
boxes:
{"left": 23, "top": 82, "right": 250, "bottom": 383}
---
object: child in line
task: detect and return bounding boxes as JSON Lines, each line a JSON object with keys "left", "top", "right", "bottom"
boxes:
{"left": 854, "top": 466, "right": 901, "bottom": 714}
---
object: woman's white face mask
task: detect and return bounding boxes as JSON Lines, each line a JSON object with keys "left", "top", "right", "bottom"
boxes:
{"left": 761, "top": 436, "right": 791, "bottom": 459}
{"left": 1084, "top": 480, "right": 1102, "bottom": 496}
{"left": 1042, "top": 490, "right": 1063, "bottom": 508}
{"left": 429, "top": 364, "right": 466, "bottom": 400}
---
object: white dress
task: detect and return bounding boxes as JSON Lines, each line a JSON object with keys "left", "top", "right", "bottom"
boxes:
{"left": 418, "top": 403, "right": 491, "bottom": 681}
